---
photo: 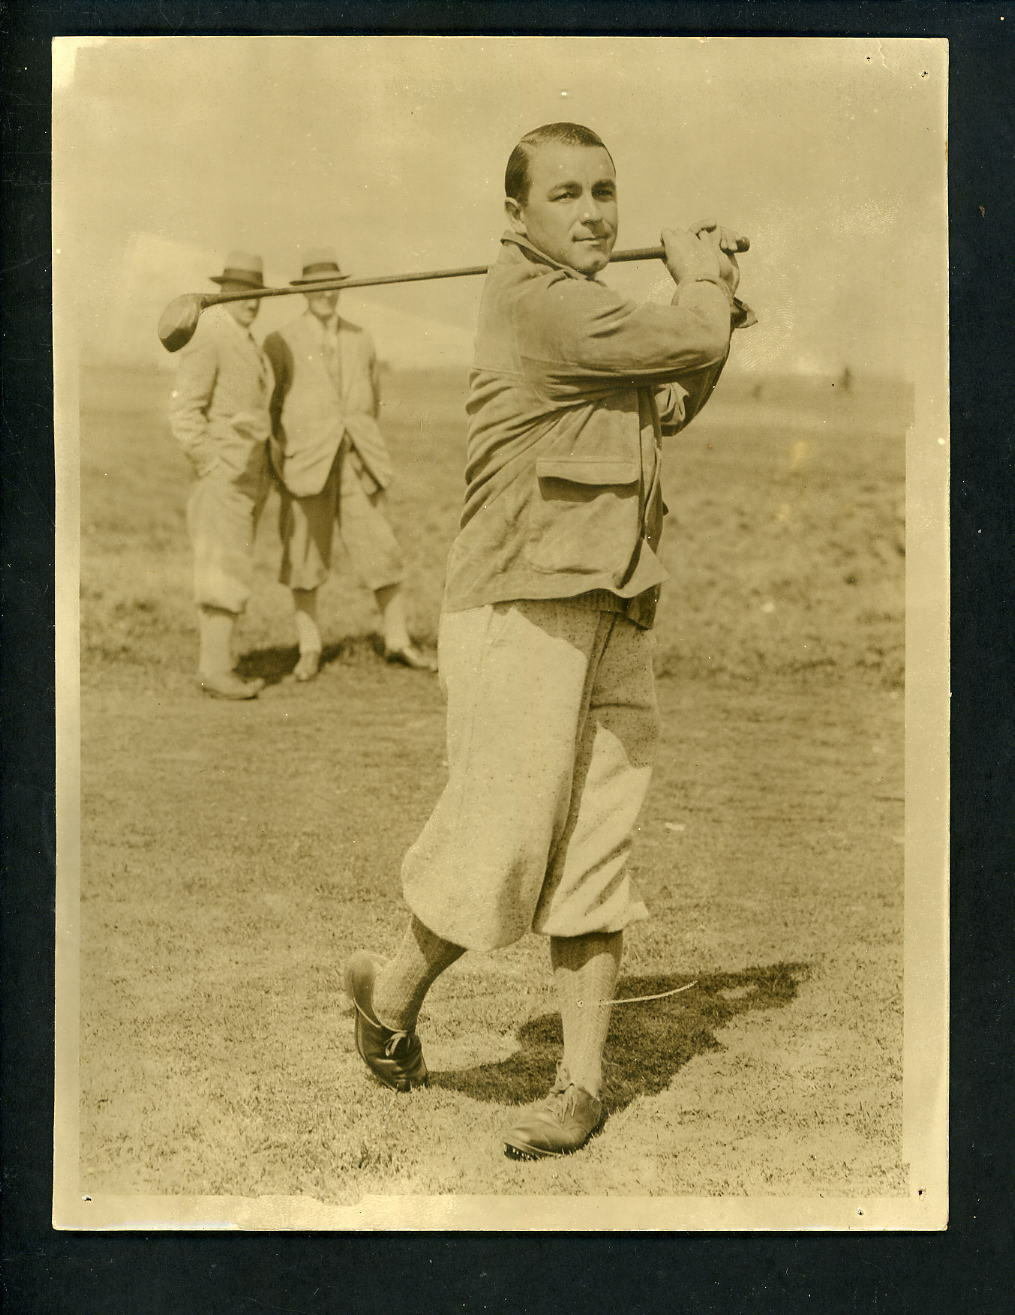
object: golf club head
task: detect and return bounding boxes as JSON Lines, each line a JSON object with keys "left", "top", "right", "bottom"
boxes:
{"left": 158, "top": 293, "right": 211, "bottom": 353}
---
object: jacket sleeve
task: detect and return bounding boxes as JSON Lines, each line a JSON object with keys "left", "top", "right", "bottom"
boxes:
{"left": 518, "top": 274, "right": 734, "bottom": 399}
{"left": 168, "top": 336, "right": 218, "bottom": 472}
{"left": 655, "top": 355, "right": 730, "bottom": 436}
{"left": 657, "top": 296, "right": 757, "bottom": 434}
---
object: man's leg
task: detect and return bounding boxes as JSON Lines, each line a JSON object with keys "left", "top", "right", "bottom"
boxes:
{"left": 504, "top": 615, "right": 658, "bottom": 1158}
{"left": 401, "top": 602, "right": 601, "bottom": 950}
{"left": 502, "top": 929, "right": 621, "bottom": 1160}
{"left": 374, "top": 581, "right": 410, "bottom": 654}
{"left": 345, "top": 915, "right": 464, "bottom": 1092}
{"left": 291, "top": 587, "right": 322, "bottom": 680}
{"left": 279, "top": 481, "right": 334, "bottom": 681}
{"left": 188, "top": 472, "right": 265, "bottom": 699}
{"left": 338, "top": 467, "right": 435, "bottom": 670}
{"left": 371, "top": 915, "right": 465, "bottom": 1031}
{"left": 197, "top": 604, "right": 237, "bottom": 678}
{"left": 348, "top": 601, "right": 600, "bottom": 1095}
{"left": 549, "top": 929, "right": 623, "bottom": 1099}
{"left": 376, "top": 582, "right": 436, "bottom": 671}
{"left": 533, "top": 616, "right": 657, "bottom": 942}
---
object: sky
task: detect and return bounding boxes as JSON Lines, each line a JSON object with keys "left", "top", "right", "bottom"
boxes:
{"left": 53, "top": 36, "right": 947, "bottom": 376}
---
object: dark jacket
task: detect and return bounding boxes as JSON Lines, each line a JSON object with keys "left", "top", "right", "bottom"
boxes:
{"left": 442, "top": 232, "right": 752, "bottom": 627}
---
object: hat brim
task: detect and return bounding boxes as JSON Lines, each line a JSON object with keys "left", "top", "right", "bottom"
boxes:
{"left": 290, "top": 274, "right": 352, "bottom": 286}
{"left": 210, "top": 275, "right": 265, "bottom": 289}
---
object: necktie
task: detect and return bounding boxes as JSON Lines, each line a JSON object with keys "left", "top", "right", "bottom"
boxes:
{"left": 322, "top": 323, "right": 342, "bottom": 395}
{"left": 250, "top": 335, "right": 270, "bottom": 392}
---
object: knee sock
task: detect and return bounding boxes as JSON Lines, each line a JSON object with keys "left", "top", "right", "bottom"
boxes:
{"left": 371, "top": 915, "right": 465, "bottom": 1031}
{"left": 292, "top": 588, "right": 322, "bottom": 654}
{"left": 198, "top": 606, "right": 237, "bottom": 676}
{"left": 375, "top": 582, "right": 411, "bottom": 653}
{"left": 550, "top": 930, "right": 623, "bottom": 1099}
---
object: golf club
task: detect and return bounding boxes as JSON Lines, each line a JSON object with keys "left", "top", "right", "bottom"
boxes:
{"left": 157, "top": 236, "right": 750, "bottom": 353}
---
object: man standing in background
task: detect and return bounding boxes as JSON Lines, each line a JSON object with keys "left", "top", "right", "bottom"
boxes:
{"left": 168, "top": 250, "right": 273, "bottom": 700}
{"left": 345, "top": 123, "right": 754, "bottom": 1159}
{"left": 263, "top": 248, "right": 435, "bottom": 681}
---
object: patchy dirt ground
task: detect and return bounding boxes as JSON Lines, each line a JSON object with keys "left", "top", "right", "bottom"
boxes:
{"left": 73, "top": 364, "right": 907, "bottom": 1202}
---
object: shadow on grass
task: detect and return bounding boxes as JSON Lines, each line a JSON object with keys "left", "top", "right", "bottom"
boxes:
{"left": 430, "top": 961, "right": 810, "bottom": 1113}
{"left": 235, "top": 634, "right": 388, "bottom": 686}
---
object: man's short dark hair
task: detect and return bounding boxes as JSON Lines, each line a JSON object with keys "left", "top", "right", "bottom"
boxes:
{"left": 505, "top": 122, "right": 613, "bottom": 205}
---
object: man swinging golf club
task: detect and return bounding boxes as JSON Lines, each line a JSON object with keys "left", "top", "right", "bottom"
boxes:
{"left": 345, "top": 122, "right": 755, "bottom": 1158}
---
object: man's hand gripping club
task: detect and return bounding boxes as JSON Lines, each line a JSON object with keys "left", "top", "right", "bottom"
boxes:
{"left": 661, "top": 220, "right": 748, "bottom": 297}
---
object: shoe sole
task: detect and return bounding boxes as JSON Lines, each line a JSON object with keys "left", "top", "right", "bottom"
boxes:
{"left": 503, "top": 1138, "right": 591, "bottom": 1161}
{"left": 504, "top": 1142, "right": 560, "bottom": 1161}
{"left": 384, "top": 651, "right": 437, "bottom": 672}
{"left": 503, "top": 1116, "right": 604, "bottom": 1160}
{"left": 363, "top": 1067, "right": 428, "bottom": 1093}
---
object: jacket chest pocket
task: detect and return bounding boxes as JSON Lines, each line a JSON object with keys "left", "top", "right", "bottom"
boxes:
{"left": 525, "top": 456, "right": 641, "bottom": 577}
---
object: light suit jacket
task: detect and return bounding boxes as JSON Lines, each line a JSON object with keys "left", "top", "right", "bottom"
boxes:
{"left": 168, "top": 307, "right": 273, "bottom": 497}
{"left": 263, "top": 312, "right": 392, "bottom": 498}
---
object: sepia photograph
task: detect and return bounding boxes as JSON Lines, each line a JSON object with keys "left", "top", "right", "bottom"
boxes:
{"left": 51, "top": 34, "right": 949, "bottom": 1231}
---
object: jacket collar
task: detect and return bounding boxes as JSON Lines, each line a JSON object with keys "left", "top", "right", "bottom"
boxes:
{"left": 302, "top": 308, "right": 341, "bottom": 335}
{"left": 498, "top": 231, "right": 598, "bottom": 281}
{"left": 207, "top": 304, "right": 260, "bottom": 346}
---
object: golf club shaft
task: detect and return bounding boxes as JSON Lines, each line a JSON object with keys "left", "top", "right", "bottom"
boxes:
{"left": 206, "top": 245, "right": 669, "bottom": 305}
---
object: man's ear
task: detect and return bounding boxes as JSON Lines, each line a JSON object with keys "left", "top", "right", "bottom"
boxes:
{"left": 504, "top": 196, "right": 527, "bottom": 236}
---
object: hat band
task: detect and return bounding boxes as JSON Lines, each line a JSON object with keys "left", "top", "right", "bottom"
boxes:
{"left": 301, "top": 263, "right": 343, "bottom": 278}
{"left": 217, "top": 269, "right": 263, "bottom": 286}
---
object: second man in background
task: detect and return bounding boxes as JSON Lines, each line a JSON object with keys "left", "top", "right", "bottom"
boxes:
{"left": 263, "top": 248, "right": 436, "bottom": 680}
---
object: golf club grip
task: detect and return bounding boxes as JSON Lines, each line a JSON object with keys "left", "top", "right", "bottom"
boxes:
{"left": 611, "top": 245, "right": 667, "bottom": 265}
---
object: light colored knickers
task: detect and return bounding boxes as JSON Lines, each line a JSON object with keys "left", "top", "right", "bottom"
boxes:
{"left": 278, "top": 446, "right": 405, "bottom": 593}
{"left": 187, "top": 469, "right": 268, "bottom": 614}
{"left": 401, "top": 598, "right": 659, "bottom": 951}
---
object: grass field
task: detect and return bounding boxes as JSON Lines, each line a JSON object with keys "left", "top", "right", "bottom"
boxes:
{"left": 74, "top": 361, "right": 908, "bottom": 1202}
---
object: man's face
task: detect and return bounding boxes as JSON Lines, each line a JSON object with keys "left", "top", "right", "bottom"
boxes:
{"left": 305, "top": 288, "right": 340, "bottom": 322}
{"left": 505, "top": 142, "right": 618, "bottom": 276}
{"left": 221, "top": 286, "right": 260, "bottom": 329}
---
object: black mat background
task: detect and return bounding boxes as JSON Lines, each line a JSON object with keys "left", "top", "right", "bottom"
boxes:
{"left": 2, "top": 4, "right": 1010, "bottom": 1311}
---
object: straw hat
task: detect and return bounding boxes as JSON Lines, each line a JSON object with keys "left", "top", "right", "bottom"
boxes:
{"left": 209, "top": 250, "right": 265, "bottom": 288}
{"left": 290, "top": 247, "right": 351, "bottom": 286}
